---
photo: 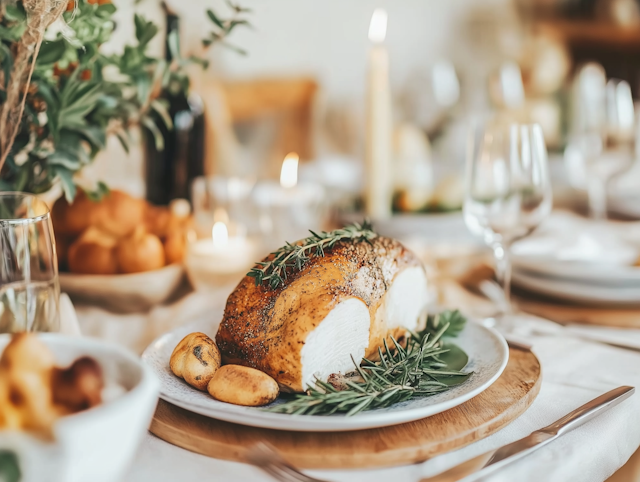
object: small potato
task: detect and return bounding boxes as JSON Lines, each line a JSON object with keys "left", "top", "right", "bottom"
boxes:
{"left": 170, "top": 333, "right": 221, "bottom": 391}
{"left": 207, "top": 365, "right": 279, "bottom": 407}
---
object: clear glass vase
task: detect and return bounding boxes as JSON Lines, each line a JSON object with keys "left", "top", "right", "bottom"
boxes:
{"left": 0, "top": 192, "right": 60, "bottom": 333}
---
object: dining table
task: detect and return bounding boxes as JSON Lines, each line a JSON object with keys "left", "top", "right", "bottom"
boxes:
{"left": 68, "top": 211, "right": 640, "bottom": 482}
{"left": 109, "top": 310, "right": 640, "bottom": 482}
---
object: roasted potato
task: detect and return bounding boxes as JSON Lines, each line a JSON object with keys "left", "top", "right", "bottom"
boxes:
{"left": 170, "top": 333, "right": 221, "bottom": 391}
{"left": 207, "top": 365, "right": 279, "bottom": 406}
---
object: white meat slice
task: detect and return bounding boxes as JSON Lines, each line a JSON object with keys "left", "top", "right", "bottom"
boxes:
{"left": 300, "top": 297, "right": 370, "bottom": 390}
{"left": 375, "top": 266, "right": 429, "bottom": 333}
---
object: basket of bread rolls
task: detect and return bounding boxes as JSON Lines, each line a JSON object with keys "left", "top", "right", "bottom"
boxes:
{"left": 53, "top": 190, "right": 191, "bottom": 312}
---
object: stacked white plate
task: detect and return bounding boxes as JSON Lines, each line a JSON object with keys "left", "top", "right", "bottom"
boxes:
{"left": 511, "top": 211, "right": 640, "bottom": 305}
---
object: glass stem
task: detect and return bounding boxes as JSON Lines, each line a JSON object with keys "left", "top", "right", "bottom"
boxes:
{"left": 587, "top": 177, "right": 607, "bottom": 220}
{"left": 492, "top": 242, "right": 512, "bottom": 316}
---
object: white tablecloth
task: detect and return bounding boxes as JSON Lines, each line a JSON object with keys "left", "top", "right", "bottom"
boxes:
{"left": 117, "top": 312, "right": 640, "bottom": 482}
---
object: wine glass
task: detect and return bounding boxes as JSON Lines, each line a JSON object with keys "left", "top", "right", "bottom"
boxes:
{"left": 0, "top": 192, "right": 60, "bottom": 333}
{"left": 567, "top": 64, "right": 636, "bottom": 219}
{"left": 464, "top": 122, "right": 553, "bottom": 323}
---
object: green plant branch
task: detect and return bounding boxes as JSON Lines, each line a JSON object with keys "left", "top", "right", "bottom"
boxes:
{"left": 247, "top": 220, "right": 377, "bottom": 289}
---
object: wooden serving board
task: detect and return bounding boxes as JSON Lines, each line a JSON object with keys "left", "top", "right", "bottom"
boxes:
{"left": 515, "top": 294, "right": 640, "bottom": 329}
{"left": 150, "top": 347, "right": 541, "bottom": 469}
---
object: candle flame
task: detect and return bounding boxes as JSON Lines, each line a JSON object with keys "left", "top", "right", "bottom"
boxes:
{"left": 212, "top": 221, "right": 229, "bottom": 248}
{"left": 279, "top": 152, "right": 299, "bottom": 189}
{"left": 368, "top": 8, "right": 387, "bottom": 44}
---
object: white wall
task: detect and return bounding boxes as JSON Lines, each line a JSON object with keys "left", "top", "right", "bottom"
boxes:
{"left": 165, "top": 0, "right": 514, "bottom": 100}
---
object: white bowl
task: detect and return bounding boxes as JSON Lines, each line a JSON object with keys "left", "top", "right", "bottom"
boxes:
{"left": 60, "top": 264, "right": 185, "bottom": 313}
{"left": 0, "top": 334, "right": 160, "bottom": 482}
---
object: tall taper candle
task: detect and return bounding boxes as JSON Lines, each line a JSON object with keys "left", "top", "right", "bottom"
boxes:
{"left": 365, "top": 8, "right": 392, "bottom": 219}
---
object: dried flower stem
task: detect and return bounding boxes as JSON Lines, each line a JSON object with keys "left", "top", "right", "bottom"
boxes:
{"left": 0, "top": 0, "right": 68, "bottom": 172}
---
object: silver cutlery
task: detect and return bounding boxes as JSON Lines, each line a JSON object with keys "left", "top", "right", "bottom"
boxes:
{"left": 420, "top": 385, "right": 635, "bottom": 482}
{"left": 246, "top": 442, "right": 328, "bottom": 482}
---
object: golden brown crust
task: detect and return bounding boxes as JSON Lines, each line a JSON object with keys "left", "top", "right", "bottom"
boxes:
{"left": 215, "top": 236, "right": 421, "bottom": 392}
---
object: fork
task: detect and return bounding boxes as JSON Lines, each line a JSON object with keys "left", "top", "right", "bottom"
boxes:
{"left": 246, "top": 442, "right": 329, "bottom": 482}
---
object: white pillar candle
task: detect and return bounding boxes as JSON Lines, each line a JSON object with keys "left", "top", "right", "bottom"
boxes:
{"left": 185, "top": 221, "right": 258, "bottom": 290}
{"left": 365, "top": 8, "right": 392, "bottom": 220}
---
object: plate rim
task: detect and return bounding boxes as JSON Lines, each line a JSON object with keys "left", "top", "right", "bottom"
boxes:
{"left": 513, "top": 256, "right": 640, "bottom": 285}
{"left": 142, "top": 321, "right": 509, "bottom": 432}
{"left": 512, "top": 269, "right": 640, "bottom": 304}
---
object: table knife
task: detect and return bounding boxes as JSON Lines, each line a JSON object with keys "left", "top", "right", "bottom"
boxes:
{"left": 420, "top": 385, "right": 635, "bottom": 482}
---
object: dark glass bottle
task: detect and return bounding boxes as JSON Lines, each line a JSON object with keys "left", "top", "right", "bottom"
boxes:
{"left": 144, "top": 7, "right": 205, "bottom": 205}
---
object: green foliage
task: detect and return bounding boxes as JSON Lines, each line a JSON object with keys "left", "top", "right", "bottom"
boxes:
{"left": 267, "top": 311, "right": 470, "bottom": 416}
{"left": 0, "top": 451, "right": 21, "bottom": 482}
{"left": 423, "top": 310, "right": 467, "bottom": 338}
{"left": 0, "top": 0, "right": 250, "bottom": 200}
{"left": 247, "top": 221, "right": 377, "bottom": 289}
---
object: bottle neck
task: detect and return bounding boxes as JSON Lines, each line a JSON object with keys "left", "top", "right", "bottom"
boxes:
{"left": 165, "top": 13, "right": 180, "bottom": 62}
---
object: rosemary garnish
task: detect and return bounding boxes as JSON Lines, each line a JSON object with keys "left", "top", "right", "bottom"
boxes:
{"left": 266, "top": 310, "right": 471, "bottom": 416}
{"left": 247, "top": 220, "right": 377, "bottom": 289}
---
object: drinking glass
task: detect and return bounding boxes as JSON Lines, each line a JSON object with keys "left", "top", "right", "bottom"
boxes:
{"left": 464, "top": 122, "right": 552, "bottom": 322}
{"left": 0, "top": 192, "right": 60, "bottom": 333}
{"left": 568, "top": 64, "right": 636, "bottom": 219}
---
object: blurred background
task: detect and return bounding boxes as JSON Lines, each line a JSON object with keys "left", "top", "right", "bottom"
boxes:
{"left": 28, "top": 0, "right": 640, "bottom": 349}
{"left": 90, "top": 0, "right": 640, "bottom": 218}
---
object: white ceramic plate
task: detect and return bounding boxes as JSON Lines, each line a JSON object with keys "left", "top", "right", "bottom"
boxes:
{"left": 513, "top": 257, "right": 640, "bottom": 286}
{"left": 142, "top": 315, "right": 508, "bottom": 432}
{"left": 513, "top": 268, "right": 640, "bottom": 304}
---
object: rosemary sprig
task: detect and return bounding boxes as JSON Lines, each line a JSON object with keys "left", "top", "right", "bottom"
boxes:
{"left": 247, "top": 220, "right": 377, "bottom": 289}
{"left": 266, "top": 311, "right": 471, "bottom": 416}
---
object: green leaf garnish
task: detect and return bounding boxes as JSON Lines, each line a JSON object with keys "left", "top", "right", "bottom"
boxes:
{"left": 247, "top": 220, "right": 377, "bottom": 290}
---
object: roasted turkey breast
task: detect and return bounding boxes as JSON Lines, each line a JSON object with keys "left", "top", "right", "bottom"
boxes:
{"left": 215, "top": 236, "right": 429, "bottom": 393}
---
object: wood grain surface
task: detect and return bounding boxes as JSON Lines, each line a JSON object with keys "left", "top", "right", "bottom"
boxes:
{"left": 516, "top": 296, "right": 640, "bottom": 328}
{"left": 149, "top": 347, "right": 541, "bottom": 469}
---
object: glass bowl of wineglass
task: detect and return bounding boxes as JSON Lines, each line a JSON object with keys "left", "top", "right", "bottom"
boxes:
{"left": 463, "top": 122, "right": 553, "bottom": 327}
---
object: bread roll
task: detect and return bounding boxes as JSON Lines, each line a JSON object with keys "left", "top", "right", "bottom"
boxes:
{"left": 67, "top": 227, "right": 118, "bottom": 275}
{"left": 163, "top": 232, "right": 186, "bottom": 264}
{"left": 170, "top": 333, "right": 222, "bottom": 391}
{"left": 94, "top": 190, "right": 145, "bottom": 238}
{"left": 115, "top": 227, "right": 165, "bottom": 274}
{"left": 51, "top": 192, "right": 100, "bottom": 237}
{"left": 144, "top": 205, "right": 172, "bottom": 238}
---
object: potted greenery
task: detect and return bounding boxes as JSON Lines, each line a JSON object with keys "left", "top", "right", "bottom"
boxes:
{"left": 0, "top": 0, "right": 248, "bottom": 201}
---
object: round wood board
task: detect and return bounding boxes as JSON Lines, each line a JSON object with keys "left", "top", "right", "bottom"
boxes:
{"left": 516, "top": 295, "right": 640, "bottom": 329}
{"left": 149, "top": 347, "right": 541, "bottom": 470}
